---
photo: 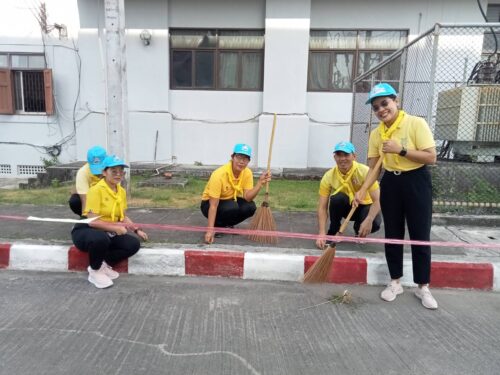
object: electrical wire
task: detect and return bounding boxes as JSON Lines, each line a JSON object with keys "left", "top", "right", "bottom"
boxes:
{"left": 476, "top": 0, "right": 498, "bottom": 62}
{"left": 468, "top": 0, "right": 500, "bottom": 84}
{"left": 5, "top": 0, "right": 349, "bottom": 158}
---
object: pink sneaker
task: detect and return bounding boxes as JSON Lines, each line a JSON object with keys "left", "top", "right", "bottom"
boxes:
{"left": 87, "top": 266, "right": 113, "bottom": 289}
{"left": 380, "top": 280, "right": 403, "bottom": 302}
{"left": 102, "top": 262, "right": 119, "bottom": 280}
{"left": 415, "top": 286, "right": 438, "bottom": 309}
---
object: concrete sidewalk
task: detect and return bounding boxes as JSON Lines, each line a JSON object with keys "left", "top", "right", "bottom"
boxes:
{"left": 0, "top": 203, "right": 499, "bottom": 290}
{"left": 2, "top": 271, "right": 500, "bottom": 375}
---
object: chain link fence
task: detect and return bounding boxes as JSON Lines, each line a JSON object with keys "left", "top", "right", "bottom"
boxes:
{"left": 351, "top": 23, "right": 500, "bottom": 214}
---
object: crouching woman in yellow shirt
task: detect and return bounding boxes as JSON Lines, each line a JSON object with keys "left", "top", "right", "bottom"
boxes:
{"left": 201, "top": 143, "right": 271, "bottom": 244}
{"left": 71, "top": 155, "right": 148, "bottom": 289}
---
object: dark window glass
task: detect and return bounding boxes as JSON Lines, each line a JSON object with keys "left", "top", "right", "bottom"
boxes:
{"left": 14, "top": 71, "right": 45, "bottom": 112}
{"left": 172, "top": 51, "right": 192, "bottom": 87}
{"left": 23, "top": 71, "right": 45, "bottom": 112}
{"left": 219, "top": 52, "right": 238, "bottom": 89}
{"left": 170, "top": 29, "right": 264, "bottom": 90}
{"left": 308, "top": 29, "right": 407, "bottom": 92}
{"left": 241, "top": 52, "right": 262, "bottom": 90}
{"left": 195, "top": 51, "right": 214, "bottom": 88}
{"left": 308, "top": 53, "right": 330, "bottom": 90}
{"left": 332, "top": 52, "right": 354, "bottom": 90}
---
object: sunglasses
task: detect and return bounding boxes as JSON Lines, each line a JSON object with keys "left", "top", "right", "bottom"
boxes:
{"left": 108, "top": 168, "right": 126, "bottom": 176}
{"left": 372, "top": 99, "right": 392, "bottom": 112}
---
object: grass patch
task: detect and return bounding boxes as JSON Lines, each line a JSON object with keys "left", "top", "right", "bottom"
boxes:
{"left": 0, "top": 176, "right": 320, "bottom": 211}
{"left": 0, "top": 186, "right": 70, "bottom": 205}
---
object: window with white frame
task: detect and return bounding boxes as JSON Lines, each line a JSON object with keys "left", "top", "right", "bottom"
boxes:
{"left": 308, "top": 30, "right": 408, "bottom": 92}
{"left": 169, "top": 29, "right": 265, "bottom": 91}
{"left": 0, "top": 53, "right": 53, "bottom": 114}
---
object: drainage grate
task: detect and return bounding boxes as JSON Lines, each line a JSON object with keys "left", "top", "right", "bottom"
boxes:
{"left": 17, "top": 165, "right": 46, "bottom": 175}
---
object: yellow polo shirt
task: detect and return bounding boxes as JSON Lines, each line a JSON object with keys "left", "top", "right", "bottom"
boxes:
{"left": 84, "top": 179, "right": 127, "bottom": 222}
{"left": 202, "top": 164, "right": 254, "bottom": 201}
{"left": 75, "top": 163, "right": 101, "bottom": 194}
{"left": 368, "top": 114, "right": 435, "bottom": 172}
{"left": 319, "top": 163, "right": 379, "bottom": 205}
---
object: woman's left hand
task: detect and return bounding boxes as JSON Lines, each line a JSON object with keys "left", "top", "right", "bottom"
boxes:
{"left": 259, "top": 171, "right": 272, "bottom": 185}
{"left": 382, "top": 140, "right": 402, "bottom": 154}
{"left": 136, "top": 229, "right": 148, "bottom": 241}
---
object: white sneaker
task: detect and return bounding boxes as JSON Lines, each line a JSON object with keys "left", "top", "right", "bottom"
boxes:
{"left": 415, "top": 286, "right": 438, "bottom": 310}
{"left": 380, "top": 280, "right": 404, "bottom": 302}
{"left": 87, "top": 266, "right": 113, "bottom": 289}
{"left": 102, "top": 261, "right": 119, "bottom": 280}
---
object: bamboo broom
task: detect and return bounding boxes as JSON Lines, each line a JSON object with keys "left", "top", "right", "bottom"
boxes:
{"left": 303, "top": 154, "right": 385, "bottom": 283}
{"left": 302, "top": 205, "right": 356, "bottom": 283}
{"left": 248, "top": 113, "right": 278, "bottom": 244}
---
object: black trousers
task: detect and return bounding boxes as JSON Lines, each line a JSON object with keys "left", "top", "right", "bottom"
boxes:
{"left": 380, "top": 166, "right": 432, "bottom": 284}
{"left": 200, "top": 198, "right": 256, "bottom": 227}
{"left": 328, "top": 192, "right": 381, "bottom": 236}
{"left": 71, "top": 225, "right": 140, "bottom": 270}
{"left": 69, "top": 193, "right": 82, "bottom": 216}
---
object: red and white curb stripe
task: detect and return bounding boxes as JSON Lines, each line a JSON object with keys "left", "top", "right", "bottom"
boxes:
{"left": 0, "top": 242, "right": 497, "bottom": 290}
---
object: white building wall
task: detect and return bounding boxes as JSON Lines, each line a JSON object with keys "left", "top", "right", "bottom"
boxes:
{"left": 0, "top": 0, "right": 81, "bottom": 175}
{"left": 257, "top": 0, "right": 311, "bottom": 168}
{"left": 0, "top": 0, "right": 491, "bottom": 176}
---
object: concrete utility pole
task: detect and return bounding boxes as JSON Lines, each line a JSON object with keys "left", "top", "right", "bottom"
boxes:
{"left": 104, "top": 0, "right": 130, "bottom": 190}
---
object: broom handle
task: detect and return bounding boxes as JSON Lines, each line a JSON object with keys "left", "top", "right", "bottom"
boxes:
{"left": 264, "top": 113, "right": 277, "bottom": 195}
{"left": 358, "top": 153, "right": 384, "bottom": 194}
{"left": 337, "top": 205, "right": 356, "bottom": 235}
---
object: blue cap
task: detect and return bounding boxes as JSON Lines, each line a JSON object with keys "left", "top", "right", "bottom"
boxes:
{"left": 334, "top": 141, "right": 356, "bottom": 154}
{"left": 366, "top": 83, "right": 398, "bottom": 104}
{"left": 87, "top": 146, "right": 107, "bottom": 175}
{"left": 102, "top": 155, "right": 129, "bottom": 169}
{"left": 233, "top": 143, "right": 252, "bottom": 158}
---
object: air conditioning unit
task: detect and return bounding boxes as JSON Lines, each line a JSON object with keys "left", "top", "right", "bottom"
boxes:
{"left": 435, "top": 85, "right": 500, "bottom": 142}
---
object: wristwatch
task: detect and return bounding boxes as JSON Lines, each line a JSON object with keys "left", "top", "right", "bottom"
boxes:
{"left": 399, "top": 147, "right": 407, "bottom": 156}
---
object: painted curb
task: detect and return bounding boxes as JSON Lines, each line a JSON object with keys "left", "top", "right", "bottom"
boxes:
{"left": 0, "top": 242, "right": 497, "bottom": 291}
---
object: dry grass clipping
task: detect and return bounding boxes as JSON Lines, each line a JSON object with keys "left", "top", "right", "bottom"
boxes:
{"left": 299, "top": 290, "right": 353, "bottom": 311}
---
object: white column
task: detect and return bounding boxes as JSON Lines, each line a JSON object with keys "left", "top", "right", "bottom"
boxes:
{"left": 258, "top": 0, "right": 311, "bottom": 168}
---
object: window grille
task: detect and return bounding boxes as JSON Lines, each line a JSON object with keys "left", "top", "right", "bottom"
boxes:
{"left": 17, "top": 165, "right": 46, "bottom": 175}
{"left": 14, "top": 71, "right": 46, "bottom": 113}
{"left": 0, "top": 164, "right": 12, "bottom": 174}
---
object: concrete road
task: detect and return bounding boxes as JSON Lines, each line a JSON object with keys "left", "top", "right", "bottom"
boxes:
{"left": 0, "top": 271, "right": 499, "bottom": 375}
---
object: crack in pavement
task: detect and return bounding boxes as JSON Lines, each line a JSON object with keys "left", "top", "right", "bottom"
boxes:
{"left": 0, "top": 327, "right": 261, "bottom": 375}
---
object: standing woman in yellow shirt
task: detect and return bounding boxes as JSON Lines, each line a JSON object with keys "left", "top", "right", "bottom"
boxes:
{"left": 201, "top": 143, "right": 271, "bottom": 244}
{"left": 355, "top": 83, "right": 438, "bottom": 310}
{"left": 71, "top": 155, "right": 148, "bottom": 289}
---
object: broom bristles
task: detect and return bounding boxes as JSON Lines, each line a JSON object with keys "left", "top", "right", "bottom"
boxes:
{"left": 248, "top": 204, "right": 278, "bottom": 244}
{"left": 302, "top": 245, "right": 336, "bottom": 283}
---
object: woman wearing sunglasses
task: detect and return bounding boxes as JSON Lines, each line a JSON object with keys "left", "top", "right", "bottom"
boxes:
{"left": 355, "top": 83, "right": 438, "bottom": 309}
{"left": 201, "top": 143, "right": 271, "bottom": 244}
{"left": 71, "top": 155, "right": 148, "bottom": 289}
